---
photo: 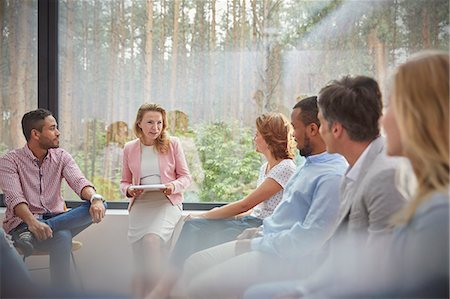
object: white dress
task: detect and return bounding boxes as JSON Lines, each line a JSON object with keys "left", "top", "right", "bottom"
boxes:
{"left": 128, "top": 144, "right": 182, "bottom": 244}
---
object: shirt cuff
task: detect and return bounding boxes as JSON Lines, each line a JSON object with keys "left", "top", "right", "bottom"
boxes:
{"left": 8, "top": 197, "right": 28, "bottom": 211}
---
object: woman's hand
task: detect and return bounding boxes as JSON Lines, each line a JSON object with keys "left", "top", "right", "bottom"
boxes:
{"left": 185, "top": 213, "right": 205, "bottom": 221}
{"left": 127, "top": 187, "right": 144, "bottom": 198}
{"left": 163, "top": 183, "right": 175, "bottom": 196}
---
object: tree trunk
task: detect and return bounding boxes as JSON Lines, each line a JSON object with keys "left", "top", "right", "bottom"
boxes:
{"left": 422, "top": 6, "right": 430, "bottom": 48}
{"left": 368, "top": 29, "right": 387, "bottom": 93}
{"left": 158, "top": 0, "right": 166, "bottom": 103}
{"left": 210, "top": 0, "right": 216, "bottom": 50}
{"left": 230, "top": 0, "right": 238, "bottom": 120}
{"left": 129, "top": 0, "right": 136, "bottom": 123}
{"left": 207, "top": 0, "right": 216, "bottom": 121}
{"left": 118, "top": 0, "right": 126, "bottom": 121}
{"left": 82, "top": 0, "right": 89, "bottom": 137}
{"left": 60, "top": 1, "right": 74, "bottom": 151}
{"left": 391, "top": 0, "right": 398, "bottom": 65}
{"left": 251, "top": 0, "right": 258, "bottom": 46}
{"left": 107, "top": 2, "right": 118, "bottom": 124}
{"left": 170, "top": 0, "right": 180, "bottom": 108}
{"left": 144, "top": 0, "right": 153, "bottom": 101}
{"left": 8, "top": 1, "right": 28, "bottom": 148}
{"left": 179, "top": 0, "right": 187, "bottom": 117}
{"left": 238, "top": 0, "right": 246, "bottom": 121}
{"left": 93, "top": 0, "right": 100, "bottom": 117}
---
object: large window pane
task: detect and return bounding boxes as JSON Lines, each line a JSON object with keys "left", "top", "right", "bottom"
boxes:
{"left": 58, "top": 0, "right": 449, "bottom": 202}
{"left": 0, "top": 0, "right": 38, "bottom": 156}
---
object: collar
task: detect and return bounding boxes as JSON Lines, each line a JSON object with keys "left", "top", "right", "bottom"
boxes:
{"left": 23, "top": 144, "right": 52, "bottom": 165}
{"left": 345, "top": 140, "right": 375, "bottom": 182}
{"left": 305, "top": 151, "right": 340, "bottom": 164}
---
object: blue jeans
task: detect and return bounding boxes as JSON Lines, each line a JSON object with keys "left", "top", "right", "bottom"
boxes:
{"left": 10, "top": 201, "right": 107, "bottom": 290}
{"left": 171, "top": 216, "right": 263, "bottom": 266}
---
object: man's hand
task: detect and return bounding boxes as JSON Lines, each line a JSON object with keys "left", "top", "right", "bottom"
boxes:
{"left": 236, "top": 227, "right": 262, "bottom": 240}
{"left": 235, "top": 239, "right": 252, "bottom": 256}
{"left": 28, "top": 219, "right": 53, "bottom": 241}
{"left": 89, "top": 200, "right": 106, "bottom": 223}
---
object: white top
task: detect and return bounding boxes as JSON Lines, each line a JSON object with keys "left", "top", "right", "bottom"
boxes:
{"left": 140, "top": 145, "right": 161, "bottom": 184}
{"left": 251, "top": 159, "right": 296, "bottom": 219}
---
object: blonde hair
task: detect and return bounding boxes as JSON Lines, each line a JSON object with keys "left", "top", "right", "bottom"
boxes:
{"left": 256, "top": 112, "right": 296, "bottom": 160}
{"left": 392, "top": 50, "right": 449, "bottom": 223}
{"left": 133, "top": 103, "right": 170, "bottom": 154}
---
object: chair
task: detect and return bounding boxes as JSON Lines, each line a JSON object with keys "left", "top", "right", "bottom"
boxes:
{"left": 15, "top": 240, "right": 84, "bottom": 289}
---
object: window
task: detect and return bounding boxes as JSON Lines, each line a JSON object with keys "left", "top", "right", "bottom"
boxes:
{"left": 1, "top": 0, "right": 448, "bottom": 205}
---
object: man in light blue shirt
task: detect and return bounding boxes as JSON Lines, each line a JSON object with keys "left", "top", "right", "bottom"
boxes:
{"left": 175, "top": 97, "right": 348, "bottom": 299}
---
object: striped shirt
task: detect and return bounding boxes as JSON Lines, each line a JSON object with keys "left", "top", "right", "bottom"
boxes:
{"left": 0, "top": 144, "right": 93, "bottom": 233}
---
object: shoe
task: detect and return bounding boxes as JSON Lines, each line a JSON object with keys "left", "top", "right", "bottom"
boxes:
{"left": 13, "top": 227, "right": 35, "bottom": 257}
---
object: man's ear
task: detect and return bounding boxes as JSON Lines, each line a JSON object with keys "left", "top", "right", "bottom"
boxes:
{"left": 332, "top": 122, "right": 343, "bottom": 138}
{"left": 30, "top": 129, "right": 40, "bottom": 140}
{"left": 309, "top": 123, "right": 320, "bottom": 137}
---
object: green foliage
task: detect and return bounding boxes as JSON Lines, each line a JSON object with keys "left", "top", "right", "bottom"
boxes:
{"left": 0, "top": 142, "right": 9, "bottom": 156}
{"left": 195, "top": 122, "right": 261, "bottom": 203}
{"left": 62, "top": 119, "right": 128, "bottom": 201}
{"left": 91, "top": 175, "right": 124, "bottom": 202}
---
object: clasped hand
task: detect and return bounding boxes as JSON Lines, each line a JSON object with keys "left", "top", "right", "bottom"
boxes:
{"left": 89, "top": 200, "right": 106, "bottom": 223}
{"left": 28, "top": 220, "right": 53, "bottom": 241}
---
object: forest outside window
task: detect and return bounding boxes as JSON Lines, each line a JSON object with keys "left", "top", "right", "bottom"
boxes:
{"left": 57, "top": 0, "right": 449, "bottom": 203}
{"left": 1, "top": 0, "right": 448, "bottom": 205}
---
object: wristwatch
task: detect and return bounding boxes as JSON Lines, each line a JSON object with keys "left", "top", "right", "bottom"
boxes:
{"left": 90, "top": 194, "right": 105, "bottom": 203}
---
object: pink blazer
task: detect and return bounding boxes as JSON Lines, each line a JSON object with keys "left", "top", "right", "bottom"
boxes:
{"left": 120, "top": 137, "right": 192, "bottom": 210}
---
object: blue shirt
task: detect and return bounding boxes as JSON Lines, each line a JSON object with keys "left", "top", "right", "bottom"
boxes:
{"left": 251, "top": 152, "right": 348, "bottom": 259}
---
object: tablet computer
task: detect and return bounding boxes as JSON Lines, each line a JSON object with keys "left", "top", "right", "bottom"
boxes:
{"left": 129, "top": 184, "right": 166, "bottom": 191}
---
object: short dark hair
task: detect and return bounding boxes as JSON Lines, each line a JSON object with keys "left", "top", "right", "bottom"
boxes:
{"left": 293, "top": 96, "right": 319, "bottom": 126}
{"left": 317, "top": 76, "right": 382, "bottom": 141}
{"left": 21, "top": 109, "right": 53, "bottom": 141}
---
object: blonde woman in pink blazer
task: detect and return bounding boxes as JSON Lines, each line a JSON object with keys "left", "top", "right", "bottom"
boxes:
{"left": 120, "top": 103, "right": 192, "bottom": 298}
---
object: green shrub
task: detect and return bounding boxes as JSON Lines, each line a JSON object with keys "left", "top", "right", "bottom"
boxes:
{"left": 195, "top": 122, "right": 261, "bottom": 203}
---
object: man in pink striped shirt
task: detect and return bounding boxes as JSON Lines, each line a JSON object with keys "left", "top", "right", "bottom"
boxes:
{"left": 0, "top": 108, "right": 107, "bottom": 289}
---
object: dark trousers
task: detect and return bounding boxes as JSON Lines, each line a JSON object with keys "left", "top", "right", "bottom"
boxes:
{"left": 170, "top": 215, "right": 263, "bottom": 266}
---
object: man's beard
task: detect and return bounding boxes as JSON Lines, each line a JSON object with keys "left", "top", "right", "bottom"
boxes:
{"left": 39, "top": 139, "right": 59, "bottom": 150}
{"left": 299, "top": 134, "right": 312, "bottom": 157}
